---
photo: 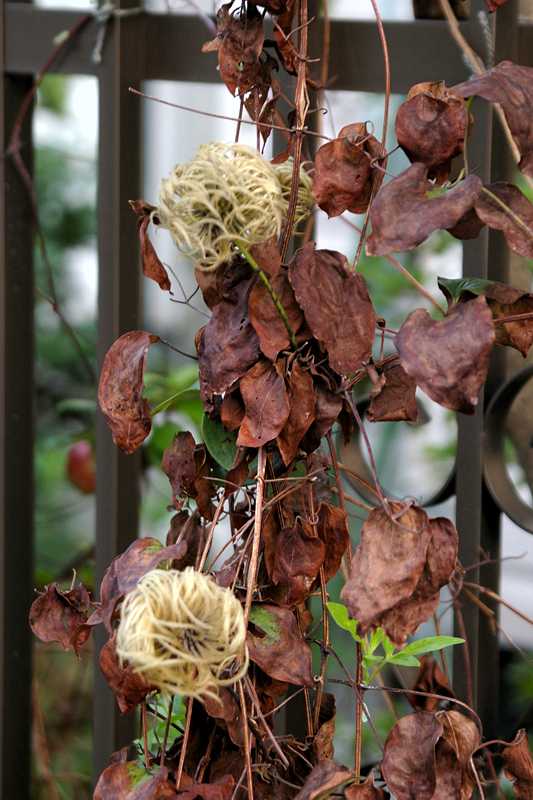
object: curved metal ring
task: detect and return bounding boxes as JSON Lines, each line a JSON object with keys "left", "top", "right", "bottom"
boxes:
{"left": 338, "top": 398, "right": 456, "bottom": 509}
{"left": 483, "top": 363, "right": 533, "bottom": 534}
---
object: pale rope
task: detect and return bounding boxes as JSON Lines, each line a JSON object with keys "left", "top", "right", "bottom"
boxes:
{"left": 156, "top": 143, "right": 314, "bottom": 272}
{"left": 116, "top": 567, "right": 248, "bottom": 700}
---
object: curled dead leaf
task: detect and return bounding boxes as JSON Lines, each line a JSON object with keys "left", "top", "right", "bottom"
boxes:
{"left": 247, "top": 604, "right": 315, "bottom": 686}
{"left": 293, "top": 760, "right": 354, "bottom": 800}
{"left": 162, "top": 432, "right": 216, "bottom": 519}
{"left": 98, "top": 331, "right": 159, "bottom": 454}
{"left": 198, "top": 276, "right": 260, "bottom": 403}
{"left": 248, "top": 270, "right": 304, "bottom": 361}
{"left": 381, "top": 711, "right": 443, "bottom": 800}
{"left": 99, "top": 634, "right": 155, "bottom": 714}
{"left": 203, "top": 4, "right": 265, "bottom": 96}
{"left": 341, "top": 504, "right": 431, "bottom": 634}
{"left": 474, "top": 183, "right": 533, "bottom": 260}
{"left": 94, "top": 763, "right": 176, "bottom": 800}
{"left": 289, "top": 243, "right": 376, "bottom": 375}
{"left": 313, "top": 123, "right": 385, "bottom": 217}
{"left": 502, "top": 729, "right": 533, "bottom": 799}
{"left": 454, "top": 61, "right": 533, "bottom": 177}
{"left": 29, "top": 583, "right": 93, "bottom": 656}
{"left": 277, "top": 362, "right": 316, "bottom": 465}
{"left": 270, "top": 518, "right": 326, "bottom": 605}
{"left": 129, "top": 199, "right": 171, "bottom": 291}
{"left": 344, "top": 773, "right": 386, "bottom": 798}
{"left": 408, "top": 655, "right": 454, "bottom": 712}
{"left": 89, "top": 537, "right": 187, "bottom": 632}
{"left": 237, "top": 360, "right": 291, "bottom": 448}
{"left": 366, "top": 164, "right": 482, "bottom": 256}
{"left": 395, "top": 82, "right": 468, "bottom": 182}
{"left": 395, "top": 296, "right": 495, "bottom": 413}
{"left": 367, "top": 363, "right": 418, "bottom": 423}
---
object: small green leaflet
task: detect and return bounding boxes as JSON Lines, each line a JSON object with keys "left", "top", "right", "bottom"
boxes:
{"left": 201, "top": 413, "right": 238, "bottom": 471}
{"left": 399, "top": 635, "right": 464, "bottom": 657}
{"left": 437, "top": 276, "right": 494, "bottom": 305}
{"left": 249, "top": 605, "right": 281, "bottom": 646}
{"left": 327, "top": 602, "right": 361, "bottom": 641}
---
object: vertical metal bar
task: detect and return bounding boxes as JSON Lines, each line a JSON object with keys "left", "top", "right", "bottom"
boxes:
{"left": 454, "top": 0, "right": 518, "bottom": 735}
{"left": 0, "top": 2, "right": 34, "bottom": 796}
{"left": 94, "top": 9, "right": 145, "bottom": 782}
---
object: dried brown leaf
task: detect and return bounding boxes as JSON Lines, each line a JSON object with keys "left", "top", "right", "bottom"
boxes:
{"left": 247, "top": 604, "right": 315, "bottom": 686}
{"left": 366, "top": 164, "right": 482, "bottom": 256}
{"left": 237, "top": 360, "right": 291, "bottom": 447}
{"left": 367, "top": 363, "right": 418, "bottom": 423}
{"left": 341, "top": 504, "right": 431, "bottom": 634}
{"left": 130, "top": 200, "right": 171, "bottom": 292}
{"left": 313, "top": 123, "right": 385, "bottom": 217}
{"left": 293, "top": 760, "right": 354, "bottom": 800}
{"left": 98, "top": 331, "right": 159, "bottom": 454}
{"left": 89, "top": 537, "right": 186, "bottom": 632}
{"left": 502, "top": 730, "right": 533, "bottom": 799}
{"left": 313, "top": 693, "right": 336, "bottom": 762}
{"left": 248, "top": 270, "right": 304, "bottom": 361}
{"left": 395, "top": 296, "right": 494, "bottom": 413}
{"left": 277, "top": 362, "right": 316, "bottom": 465}
{"left": 395, "top": 82, "right": 468, "bottom": 182}
{"left": 198, "top": 277, "right": 260, "bottom": 403}
{"left": 344, "top": 773, "right": 386, "bottom": 799}
{"left": 289, "top": 243, "right": 376, "bottom": 374}
{"left": 408, "top": 656, "right": 454, "bottom": 712}
{"left": 29, "top": 583, "right": 93, "bottom": 655}
{"left": 94, "top": 763, "right": 177, "bottom": 800}
{"left": 203, "top": 4, "right": 265, "bottom": 96}
{"left": 249, "top": 235, "right": 282, "bottom": 277}
{"left": 454, "top": 61, "right": 533, "bottom": 177}
{"left": 474, "top": 182, "right": 533, "bottom": 259}
{"left": 271, "top": 518, "right": 326, "bottom": 605}
{"left": 166, "top": 511, "right": 207, "bottom": 571}
{"left": 317, "top": 502, "right": 350, "bottom": 582}
{"left": 178, "top": 775, "right": 235, "bottom": 799}
{"left": 381, "top": 712, "right": 443, "bottom": 800}
{"left": 99, "top": 634, "right": 155, "bottom": 714}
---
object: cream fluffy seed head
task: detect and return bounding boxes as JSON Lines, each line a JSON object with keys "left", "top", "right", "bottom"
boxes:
{"left": 157, "top": 142, "right": 285, "bottom": 272}
{"left": 115, "top": 567, "right": 248, "bottom": 700}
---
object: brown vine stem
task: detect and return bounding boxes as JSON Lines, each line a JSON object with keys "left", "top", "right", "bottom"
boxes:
{"left": 244, "top": 447, "right": 267, "bottom": 626}
{"left": 198, "top": 491, "right": 227, "bottom": 572}
{"left": 453, "top": 601, "right": 474, "bottom": 709}
{"left": 369, "top": 0, "right": 390, "bottom": 148}
{"left": 238, "top": 680, "right": 255, "bottom": 800}
{"left": 176, "top": 699, "right": 193, "bottom": 789}
{"left": 245, "top": 677, "right": 290, "bottom": 768}
{"left": 326, "top": 431, "right": 352, "bottom": 574}
{"left": 341, "top": 217, "right": 446, "bottom": 314}
{"left": 354, "top": 645, "right": 364, "bottom": 779}
{"left": 142, "top": 702, "right": 151, "bottom": 769}
{"left": 464, "top": 581, "right": 533, "bottom": 626}
{"left": 495, "top": 311, "right": 533, "bottom": 324}
{"left": 160, "top": 695, "right": 174, "bottom": 768}
{"left": 279, "top": 0, "right": 310, "bottom": 261}
{"left": 438, "top": 0, "right": 521, "bottom": 166}
{"left": 128, "top": 87, "right": 332, "bottom": 142}
{"left": 313, "top": 566, "right": 329, "bottom": 732}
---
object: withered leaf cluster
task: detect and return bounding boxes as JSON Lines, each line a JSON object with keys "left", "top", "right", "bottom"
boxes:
{"left": 342, "top": 505, "right": 458, "bottom": 644}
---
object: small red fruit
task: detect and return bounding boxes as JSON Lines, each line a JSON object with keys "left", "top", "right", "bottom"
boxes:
{"left": 66, "top": 440, "right": 96, "bottom": 494}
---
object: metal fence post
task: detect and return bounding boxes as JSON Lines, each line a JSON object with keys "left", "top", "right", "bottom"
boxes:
{"left": 0, "top": 1, "right": 34, "bottom": 797}
{"left": 93, "top": 7, "right": 145, "bottom": 782}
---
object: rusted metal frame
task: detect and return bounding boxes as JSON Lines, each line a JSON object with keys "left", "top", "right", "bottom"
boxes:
{"left": 93, "top": 3, "right": 145, "bottom": 783}
{"left": 0, "top": 0, "right": 34, "bottom": 795}
{"left": 4, "top": 4, "right": 533, "bottom": 88}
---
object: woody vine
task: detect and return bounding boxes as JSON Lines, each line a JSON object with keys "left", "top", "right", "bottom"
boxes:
{"left": 29, "top": 0, "right": 533, "bottom": 797}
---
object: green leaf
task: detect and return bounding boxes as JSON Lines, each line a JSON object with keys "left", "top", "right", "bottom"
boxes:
{"left": 249, "top": 605, "right": 281, "bottom": 646}
{"left": 363, "top": 654, "right": 383, "bottom": 665}
{"left": 368, "top": 627, "right": 386, "bottom": 655}
{"left": 56, "top": 398, "right": 97, "bottom": 417}
{"left": 437, "top": 276, "right": 494, "bottom": 305}
{"left": 201, "top": 413, "right": 238, "bottom": 471}
{"left": 400, "top": 635, "right": 464, "bottom": 658}
{"left": 387, "top": 653, "right": 421, "bottom": 668}
{"left": 327, "top": 602, "right": 361, "bottom": 641}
